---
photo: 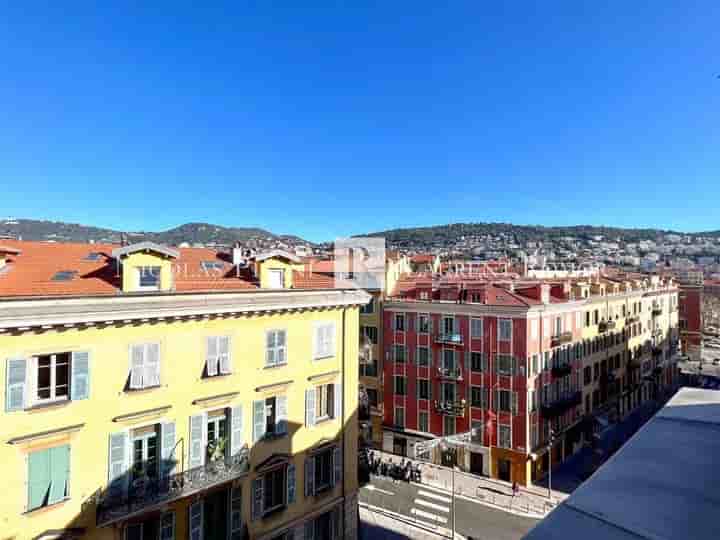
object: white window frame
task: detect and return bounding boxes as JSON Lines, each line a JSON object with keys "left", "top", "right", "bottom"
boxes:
{"left": 394, "top": 313, "right": 405, "bottom": 332}
{"left": 265, "top": 329, "right": 287, "bottom": 367}
{"left": 313, "top": 322, "right": 336, "bottom": 360}
{"left": 471, "top": 318, "right": 483, "bottom": 338}
{"left": 33, "top": 352, "right": 71, "bottom": 404}
{"left": 137, "top": 265, "right": 161, "bottom": 291}
{"left": 315, "top": 383, "right": 335, "bottom": 422}
{"left": 394, "top": 406, "right": 405, "bottom": 428}
{"left": 499, "top": 424, "right": 511, "bottom": 449}
{"left": 442, "top": 416, "right": 455, "bottom": 436}
{"left": 499, "top": 319, "right": 512, "bottom": 341}
{"left": 417, "top": 314, "right": 430, "bottom": 334}
{"left": 418, "top": 411, "right": 429, "bottom": 433}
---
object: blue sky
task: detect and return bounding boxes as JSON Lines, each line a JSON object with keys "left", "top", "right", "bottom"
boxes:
{"left": 1, "top": 2, "right": 719, "bottom": 242}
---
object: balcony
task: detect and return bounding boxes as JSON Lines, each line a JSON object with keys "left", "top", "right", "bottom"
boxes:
{"left": 437, "top": 366, "right": 463, "bottom": 380}
{"left": 599, "top": 320, "right": 616, "bottom": 333}
{"left": 96, "top": 447, "right": 250, "bottom": 526}
{"left": 551, "top": 332, "right": 573, "bottom": 347}
{"left": 652, "top": 306, "right": 663, "bottom": 317}
{"left": 541, "top": 391, "right": 582, "bottom": 418}
{"left": 435, "top": 332, "right": 463, "bottom": 345}
{"left": 434, "top": 399, "right": 466, "bottom": 417}
{"left": 626, "top": 315, "right": 640, "bottom": 324}
{"left": 551, "top": 362, "right": 572, "bottom": 377}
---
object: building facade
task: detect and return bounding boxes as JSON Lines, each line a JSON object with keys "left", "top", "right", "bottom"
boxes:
{"left": 382, "top": 272, "right": 680, "bottom": 486}
{"left": 0, "top": 241, "right": 368, "bottom": 540}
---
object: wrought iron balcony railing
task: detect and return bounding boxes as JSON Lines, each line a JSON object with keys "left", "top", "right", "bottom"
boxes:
{"left": 652, "top": 306, "right": 663, "bottom": 317}
{"left": 551, "top": 362, "right": 572, "bottom": 378}
{"left": 437, "top": 366, "right": 463, "bottom": 380}
{"left": 435, "top": 332, "right": 463, "bottom": 345}
{"left": 626, "top": 315, "right": 640, "bottom": 324}
{"left": 540, "top": 391, "right": 582, "bottom": 418}
{"left": 434, "top": 399, "right": 466, "bottom": 417}
{"left": 551, "top": 332, "right": 573, "bottom": 347}
{"left": 96, "top": 447, "right": 250, "bottom": 526}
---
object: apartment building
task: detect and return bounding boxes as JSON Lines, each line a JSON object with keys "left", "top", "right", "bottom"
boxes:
{"left": 381, "top": 271, "right": 679, "bottom": 486}
{"left": 0, "top": 241, "right": 369, "bottom": 540}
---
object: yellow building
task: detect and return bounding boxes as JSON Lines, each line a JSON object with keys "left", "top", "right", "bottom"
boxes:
{"left": 0, "top": 241, "right": 369, "bottom": 540}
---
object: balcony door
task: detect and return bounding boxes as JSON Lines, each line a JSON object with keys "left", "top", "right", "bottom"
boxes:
{"left": 203, "top": 489, "right": 228, "bottom": 540}
{"left": 442, "top": 349, "right": 456, "bottom": 371}
{"left": 441, "top": 382, "right": 456, "bottom": 403}
{"left": 443, "top": 316, "right": 455, "bottom": 335}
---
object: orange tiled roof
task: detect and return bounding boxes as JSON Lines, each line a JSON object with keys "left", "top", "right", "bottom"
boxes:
{"left": 0, "top": 240, "right": 259, "bottom": 298}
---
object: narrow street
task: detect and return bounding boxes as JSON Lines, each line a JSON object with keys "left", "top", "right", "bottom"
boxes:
{"left": 360, "top": 476, "right": 540, "bottom": 540}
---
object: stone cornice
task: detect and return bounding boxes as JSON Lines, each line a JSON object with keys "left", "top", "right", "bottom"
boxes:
{"left": 0, "top": 288, "right": 371, "bottom": 332}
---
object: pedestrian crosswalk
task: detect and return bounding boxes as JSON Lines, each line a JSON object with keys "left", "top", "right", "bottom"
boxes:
{"left": 410, "top": 488, "right": 452, "bottom": 526}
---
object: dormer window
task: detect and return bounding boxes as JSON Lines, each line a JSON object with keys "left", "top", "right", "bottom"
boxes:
{"left": 138, "top": 266, "right": 161, "bottom": 290}
{"left": 52, "top": 270, "right": 77, "bottom": 282}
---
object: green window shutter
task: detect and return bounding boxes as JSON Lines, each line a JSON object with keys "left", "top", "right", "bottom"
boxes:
{"left": 71, "top": 351, "right": 90, "bottom": 400}
{"left": 28, "top": 449, "right": 51, "bottom": 511}
{"left": 49, "top": 445, "right": 70, "bottom": 504}
{"left": 6, "top": 358, "right": 27, "bottom": 411}
{"left": 253, "top": 400, "right": 266, "bottom": 442}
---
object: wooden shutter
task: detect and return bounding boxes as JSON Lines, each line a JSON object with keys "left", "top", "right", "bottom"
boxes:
{"left": 219, "top": 336, "right": 231, "bottom": 374}
{"left": 189, "top": 500, "right": 203, "bottom": 540}
{"left": 277, "top": 330, "right": 287, "bottom": 364}
{"left": 287, "top": 463, "right": 296, "bottom": 504}
{"left": 146, "top": 343, "right": 160, "bottom": 387}
{"left": 333, "top": 446, "right": 342, "bottom": 487}
{"left": 206, "top": 337, "right": 218, "bottom": 376}
{"left": 108, "top": 431, "right": 129, "bottom": 497}
{"left": 305, "top": 389, "right": 316, "bottom": 427}
{"left": 229, "top": 486, "right": 242, "bottom": 539}
{"left": 305, "top": 456, "right": 315, "bottom": 496}
{"left": 253, "top": 400, "right": 266, "bottom": 442}
{"left": 71, "top": 351, "right": 90, "bottom": 400}
{"left": 266, "top": 331, "right": 275, "bottom": 367}
{"left": 49, "top": 445, "right": 70, "bottom": 504}
{"left": 229, "top": 405, "right": 244, "bottom": 456}
{"left": 334, "top": 382, "right": 342, "bottom": 420}
{"left": 252, "top": 477, "right": 263, "bottom": 520}
{"left": 161, "top": 421, "right": 177, "bottom": 480}
{"left": 189, "top": 414, "right": 206, "bottom": 469}
{"left": 129, "top": 345, "right": 144, "bottom": 389}
{"left": 277, "top": 396, "right": 288, "bottom": 435}
{"left": 6, "top": 358, "right": 27, "bottom": 411}
{"left": 28, "top": 449, "right": 51, "bottom": 511}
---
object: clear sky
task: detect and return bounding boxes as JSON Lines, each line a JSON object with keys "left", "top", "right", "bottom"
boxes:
{"left": 1, "top": 2, "right": 719, "bottom": 242}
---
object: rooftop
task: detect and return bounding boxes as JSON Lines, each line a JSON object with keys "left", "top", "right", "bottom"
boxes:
{"left": 524, "top": 387, "right": 720, "bottom": 540}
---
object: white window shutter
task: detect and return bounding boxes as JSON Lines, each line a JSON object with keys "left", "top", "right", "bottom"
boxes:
{"left": 161, "top": 421, "right": 177, "bottom": 481}
{"left": 189, "top": 414, "right": 206, "bottom": 469}
{"left": 277, "top": 395, "right": 288, "bottom": 435}
{"left": 206, "top": 337, "right": 218, "bottom": 376}
{"left": 313, "top": 326, "right": 320, "bottom": 359}
{"left": 229, "top": 404, "right": 244, "bottom": 456}
{"left": 130, "top": 345, "right": 144, "bottom": 389}
{"left": 266, "top": 331, "right": 275, "bottom": 366}
{"left": 71, "top": 351, "right": 90, "bottom": 400}
{"left": 219, "top": 336, "right": 231, "bottom": 374}
{"left": 328, "top": 324, "right": 336, "bottom": 356}
{"left": 305, "top": 389, "right": 316, "bottom": 427}
{"left": 108, "top": 431, "right": 129, "bottom": 497}
{"left": 5, "top": 358, "right": 27, "bottom": 411}
{"left": 287, "top": 463, "right": 296, "bottom": 504}
{"left": 333, "top": 446, "right": 342, "bottom": 487}
{"left": 189, "top": 500, "right": 203, "bottom": 540}
{"left": 253, "top": 400, "right": 266, "bottom": 442}
{"left": 278, "top": 330, "right": 287, "bottom": 364}
{"left": 333, "top": 382, "right": 342, "bottom": 420}
{"left": 146, "top": 343, "right": 161, "bottom": 387}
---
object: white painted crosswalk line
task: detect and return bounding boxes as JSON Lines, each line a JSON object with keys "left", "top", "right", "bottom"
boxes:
{"left": 418, "top": 490, "right": 452, "bottom": 504}
{"left": 415, "top": 499, "right": 450, "bottom": 513}
{"left": 411, "top": 508, "right": 448, "bottom": 524}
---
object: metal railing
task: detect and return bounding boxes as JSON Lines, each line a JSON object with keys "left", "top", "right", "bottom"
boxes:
{"left": 540, "top": 391, "right": 582, "bottom": 418}
{"left": 435, "top": 332, "right": 463, "bottom": 345}
{"left": 551, "top": 332, "right": 573, "bottom": 347}
{"left": 434, "top": 399, "right": 466, "bottom": 417}
{"left": 437, "top": 366, "right": 463, "bottom": 380}
{"left": 96, "top": 447, "right": 250, "bottom": 526}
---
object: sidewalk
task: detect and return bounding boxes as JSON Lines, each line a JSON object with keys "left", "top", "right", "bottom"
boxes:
{"left": 360, "top": 502, "right": 455, "bottom": 539}
{"left": 372, "top": 450, "right": 564, "bottom": 517}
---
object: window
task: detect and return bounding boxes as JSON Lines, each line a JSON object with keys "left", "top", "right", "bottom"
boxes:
{"left": 394, "top": 345, "right": 406, "bottom": 364}
{"left": 471, "top": 421, "right": 483, "bottom": 444}
{"left": 132, "top": 426, "right": 159, "bottom": 483}
{"left": 498, "top": 425, "right": 511, "bottom": 448}
{"left": 584, "top": 366, "right": 591, "bottom": 385}
{"left": 496, "top": 390, "right": 512, "bottom": 412}
{"left": 416, "top": 378, "right": 430, "bottom": 400}
{"left": 365, "top": 388, "right": 378, "bottom": 408}
{"left": 126, "top": 518, "right": 165, "bottom": 540}
{"left": 529, "top": 389, "right": 536, "bottom": 412}
{"left": 265, "top": 330, "right": 287, "bottom": 367}
{"left": 206, "top": 411, "right": 228, "bottom": 461}
{"left": 314, "top": 323, "right": 336, "bottom": 359}
{"left": 471, "top": 386, "right": 483, "bottom": 407}
{"left": 200, "top": 261, "right": 224, "bottom": 273}
{"left": 496, "top": 354, "right": 514, "bottom": 375}
{"left": 471, "top": 318, "right": 483, "bottom": 338}
{"left": 394, "top": 314, "right": 405, "bottom": 331}
{"left": 27, "top": 445, "right": 70, "bottom": 511}
{"left": 441, "top": 382, "right": 456, "bottom": 402}
{"left": 442, "top": 316, "right": 455, "bottom": 335}
{"left": 138, "top": 266, "right": 161, "bottom": 290}
{"left": 315, "top": 384, "right": 335, "bottom": 421}
{"left": 206, "top": 336, "right": 231, "bottom": 376}
{"left": 593, "top": 363, "right": 599, "bottom": 381}
{"left": 129, "top": 343, "right": 161, "bottom": 390}
{"left": 35, "top": 352, "right": 70, "bottom": 402}
{"left": 443, "top": 416, "right": 455, "bottom": 436}
{"left": 498, "top": 319, "right": 512, "bottom": 341}
{"left": 394, "top": 376, "right": 407, "bottom": 396}
{"left": 264, "top": 397, "right": 279, "bottom": 435}
{"left": 417, "top": 346, "right": 429, "bottom": 367}
{"left": 471, "top": 352, "right": 485, "bottom": 372}
{"left": 417, "top": 314, "right": 430, "bottom": 334}
{"left": 361, "top": 326, "right": 378, "bottom": 344}
{"left": 360, "top": 297, "right": 375, "bottom": 314}
{"left": 418, "top": 411, "right": 429, "bottom": 433}
{"left": 555, "top": 317, "right": 562, "bottom": 336}
{"left": 394, "top": 406, "right": 405, "bottom": 427}
{"left": 263, "top": 467, "right": 286, "bottom": 514}
{"left": 442, "top": 349, "right": 456, "bottom": 370}
{"left": 313, "top": 447, "right": 334, "bottom": 493}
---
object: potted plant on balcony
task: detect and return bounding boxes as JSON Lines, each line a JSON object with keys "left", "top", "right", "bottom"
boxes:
{"left": 207, "top": 437, "right": 228, "bottom": 470}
